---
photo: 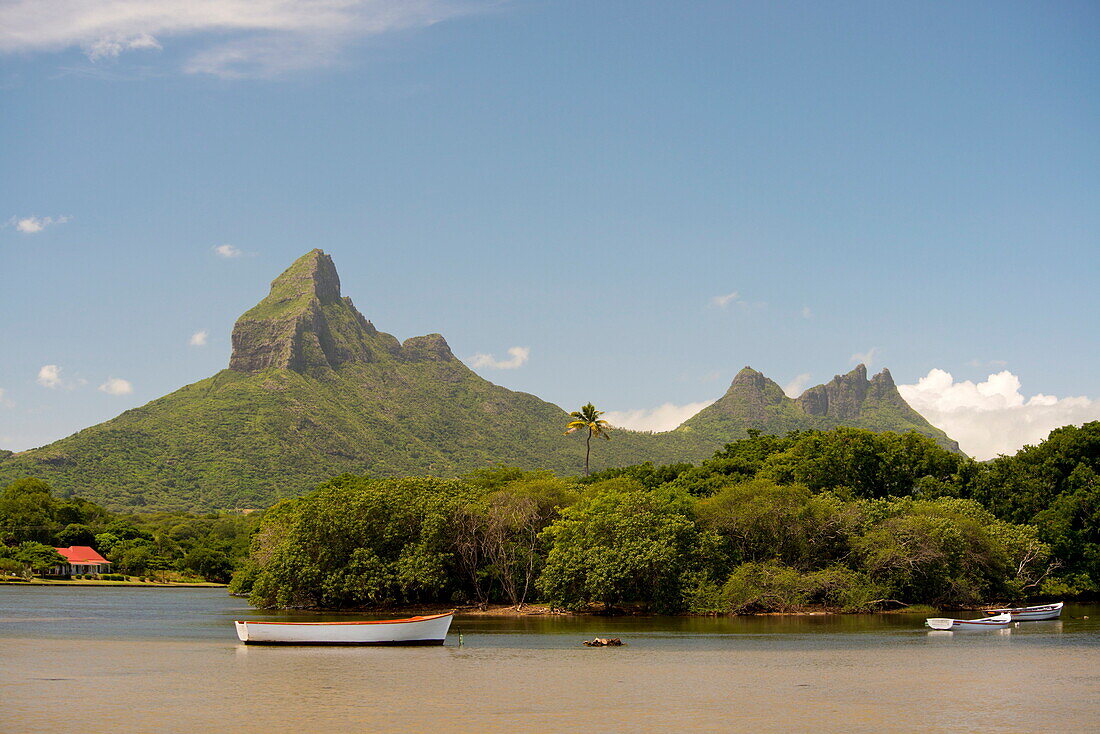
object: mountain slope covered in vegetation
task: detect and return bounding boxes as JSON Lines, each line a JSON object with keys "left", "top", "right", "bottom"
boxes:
{"left": 0, "top": 250, "right": 958, "bottom": 510}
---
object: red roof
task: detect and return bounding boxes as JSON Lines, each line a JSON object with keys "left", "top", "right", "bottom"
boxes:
{"left": 55, "top": 546, "right": 109, "bottom": 564}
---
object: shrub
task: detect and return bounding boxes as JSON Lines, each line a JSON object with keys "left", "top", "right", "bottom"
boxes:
{"left": 537, "top": 479, "right": 698, "bottom": 613}
{"left": 720, "top": 561, "right": 809, "bottom": 613}
{"left": 804, "top": 565, "right": 887, "bottom": 612}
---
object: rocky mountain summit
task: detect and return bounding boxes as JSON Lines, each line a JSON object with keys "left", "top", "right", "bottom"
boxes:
{"left": 229, "top": 249, "right": 457, "bottom": 373}
{"left": 0, "top": 250, "right": 958, "bottom": 510}
{"left": 679, "top": 364, "right": 959, "bottom": 452}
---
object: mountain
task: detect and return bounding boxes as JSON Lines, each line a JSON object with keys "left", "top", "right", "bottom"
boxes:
{"left": 0, "top": 250, "right": 958, "bottom": 510}
{"left": 678, "top": 365, "right": 960, "bottom": 451}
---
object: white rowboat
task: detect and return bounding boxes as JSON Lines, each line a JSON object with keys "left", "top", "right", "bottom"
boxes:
{"left": 982, "top": 602, "right": 1063, "bottom": 621}
{"left": 925, "top": 612, "right": 1012, "bottom": 631}
{"left": 234, "top": 612, "right": 454, "bottom": 645}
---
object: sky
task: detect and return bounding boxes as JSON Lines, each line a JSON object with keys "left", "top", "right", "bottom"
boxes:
{"left": 1, "top": 0, "right": 1098, "bottom": 460}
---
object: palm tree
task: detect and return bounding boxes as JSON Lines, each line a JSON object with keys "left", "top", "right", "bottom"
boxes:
{"left": 565, "top": 403, "right": 612, "bottom": 476}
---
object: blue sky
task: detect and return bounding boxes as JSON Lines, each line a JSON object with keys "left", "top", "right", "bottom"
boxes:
{"left": 2, "top": 0, "right": 1098, "bottom": 459}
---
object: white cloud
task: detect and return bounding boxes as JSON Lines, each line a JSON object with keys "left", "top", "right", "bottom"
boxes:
{"left": 801, "top": 306, "right": 813, "bottom": 319}
{"left": 213, "top": 244, "right": 242, "bottom": 258}
{"left": 783, "top": 373, "right": 812, "bottom": 398}
{"left": 189, "top": 330, "right": 209, "bottom": 346}
{"left": 604, "top": 401, "right": 714, "bottom": 433}
{"left": 0, "top": 1, "right": 481, "bottom": 78}
{"left": 851, "top": 347, "right": 879, "bottom": 367}
{"left": 0, "top": 388, "right": 9, "bottom": 408}
{"left": 469, "top": 346, "right": 530, "bottom": 370}
{"left": 98, "top": 377, "right": 133, "bottom": 396}
{"left": 899, "top": 369, "right": 1100, "bottom": 460}
{"left": 9, "top": 215, "right": 70, "bottom": 233}
{"left": 87, "top": 32, "right": 161, "bottom": 60}
{"left": 37, "top": 364, "right": 64, "bottom": 388}
{"left": 711, "top": 291, "right": 740, "bottom": 308}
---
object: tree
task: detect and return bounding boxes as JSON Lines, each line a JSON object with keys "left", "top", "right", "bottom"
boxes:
{"left": 480, "top": 478, "right": 577, "bottom": 607}
{"left": 537, "top": 479, "right": 697, "bottom": 612}
{"left": 0, "top": 478, "right": 60, "bottom": 544}
{"left": 565, "top": 403, "right": 612, "bottom": 477}
{"left": 181, "top": 545, "right": 235, "bottom": 583}
{"left": 13, "top": 542, "right": 66, "bottom": 576}
{"left": 56, "top": 523, "right": 96, "bottom": 547}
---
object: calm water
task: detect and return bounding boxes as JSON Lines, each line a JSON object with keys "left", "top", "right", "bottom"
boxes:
{"left": 1, "top": 587, "right": 1097, "bottom": 732}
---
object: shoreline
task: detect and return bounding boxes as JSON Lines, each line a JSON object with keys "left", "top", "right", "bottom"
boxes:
{"left": 0, "top": 578, "right": 226, "bottom": 588}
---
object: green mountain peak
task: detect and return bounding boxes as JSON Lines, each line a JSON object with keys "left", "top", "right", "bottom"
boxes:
{"left": 229, "top": 249, "right": 402, "bottom": 374}
{"left": 681, "top": 362, "right": 958, "bottom": 452}
{"left": 0, "top": 252, "right": 960, "bottom": 510}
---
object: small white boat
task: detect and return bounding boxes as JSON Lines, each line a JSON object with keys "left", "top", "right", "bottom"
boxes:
{"left": 982, "top": 601, "right": 1063, "bottom": 621}
{"left": 235, "top": 612, "right": 454, "bottom": 645}
{"left": 925, "top": 612, "right": 1012, "bottom": 631}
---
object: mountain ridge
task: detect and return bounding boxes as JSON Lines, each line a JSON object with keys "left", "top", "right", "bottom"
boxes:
{"left": 678, "top": 364, "right": 959, "bottom": 451}
{"left": 0, "top": 250, "right": 959, "bottom": 510}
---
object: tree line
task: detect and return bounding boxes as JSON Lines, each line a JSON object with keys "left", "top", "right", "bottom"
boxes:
{"left": 0, "top": 477, "right": 258, "bottom": 582}
{"left": 232, "top": 422, "right": 1098, "bottom": 612}
{"left": 3, "top": 421, "right": 1095, "bottom": 610}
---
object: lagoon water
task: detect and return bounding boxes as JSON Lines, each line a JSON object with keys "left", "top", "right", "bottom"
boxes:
{"left": 1, "top": 587, "right": 1097, "bottom": 732}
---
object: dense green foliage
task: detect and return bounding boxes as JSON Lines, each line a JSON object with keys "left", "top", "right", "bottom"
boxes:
{"left": 239, "top": 424, "right": 1099, "bottom": 612}
{"left": 0, "top": 478, "right": 258, "bottom": 582}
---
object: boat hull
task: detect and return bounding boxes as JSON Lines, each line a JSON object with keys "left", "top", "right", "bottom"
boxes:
{"left": 235, "top": 612, "right": 454, "bottom": 645}
{"left": 925, "top": 613, "right": 1012, "bottom": 630}
{"left": 984, "top": 602, "right": 1063, "bottom": 621}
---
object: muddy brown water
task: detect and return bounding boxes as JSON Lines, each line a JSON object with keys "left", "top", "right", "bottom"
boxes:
{"left": 1, "top": 587, "right": 1097, "bottom": 732}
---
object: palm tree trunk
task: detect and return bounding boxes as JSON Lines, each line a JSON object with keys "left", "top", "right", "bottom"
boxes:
{"left": 585, "top": 429, "right": 592, "bottom": 476}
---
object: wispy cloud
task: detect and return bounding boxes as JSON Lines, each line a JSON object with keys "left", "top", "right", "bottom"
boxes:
{"left": 899, "top": 369, "right": 1100, "bottom": 460}
{"left": 604, "top": 401, "right": 714, "bottom": 432}
{"left": 0, "top": 387, "right": 9, "bottom": 408}
{"left": 783, "top": 373, "right": 812, "bottom": 398}
{"left": 801, "top": 306, "right": 813, "bottom": 319}
{"left": 711, "top": 291, "right": 740, "bottom": 308}
{"left": 37, "top": 365, "right": 65, "bottom": 388}
{"left": 87, "top": 32, "right": 161, "bottom": 60}
{"left": 8, "top": 215, "right": 70, "bottom": 233}
{"left": 189, "top": 330, "right": 209, "bottom": 347}
{"left": 37, "top": 364, "right": 87, "bottom": 390}
{"left": 98, "top": 377, "right": 133, "bottom": 396}
{"left": 0, "top": 1, "right": 485, "bottom": 78}
{"left": 213, "top": 244, "right": 243, "bottom": 258}
{"left": 469, "top": 346, "right": 530, "bottom": 370}
{"left": 966, "top": 358, "right": 1008, "bottom": 369}
{"left": 711, "top": 290, "right": 765, "bottom": 310}
{"left": 851, "top": 347, "right": 879, "bottom": 367}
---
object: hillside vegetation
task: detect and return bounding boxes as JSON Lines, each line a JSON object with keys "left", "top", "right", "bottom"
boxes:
{"left": 0, "top": 249, "right": 958, "bottom": 511}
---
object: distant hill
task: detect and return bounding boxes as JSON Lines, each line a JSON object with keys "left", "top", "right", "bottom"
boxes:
{"left": 0, "top": 250, "right": 958, "bottom": 510}
{"left": 677, "top": 364, "right": 959, "bottom": 452}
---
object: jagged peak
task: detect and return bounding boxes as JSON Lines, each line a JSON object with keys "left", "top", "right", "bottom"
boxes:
{"left": 870, "top": 367, "right": 894, "bottom": 386}
{"left": 729, "top": 366, "right": 768, "bottom": 388}
{"left": 838, "top": 363, "right": 868, "bottom": 382}
{"left": 230, "top": 250, "right": 393, "bottom": 373}
{"left": 402, "top": 334, "right": 456, "bottom": 362}
{"left": 242, "top": 249, "right": 341, "bottom": 322}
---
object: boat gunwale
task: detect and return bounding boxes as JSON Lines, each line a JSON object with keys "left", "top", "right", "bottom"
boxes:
{"left": 925, "top": 613, "right": 1012, "bottom": 629}
{"left": 983, "top": 602, "right": 1063, "bottom": 615}
{"left": 235, "top": 612, "right": 454, "bottom": 626}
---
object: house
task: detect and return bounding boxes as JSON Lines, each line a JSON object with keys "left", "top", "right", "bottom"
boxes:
{"left": 49, "top": 546, "right": 112, "bottom": 577}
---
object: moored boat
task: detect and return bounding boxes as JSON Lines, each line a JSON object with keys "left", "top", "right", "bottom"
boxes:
{"left": 982, "top": 602, "right": 1063, "bottom": 621}
{"left": 925, "top": 612, "right": 1012, "bottom": 631}
{"left": 235, "top": 612, "right": 454, "bottom": 645}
